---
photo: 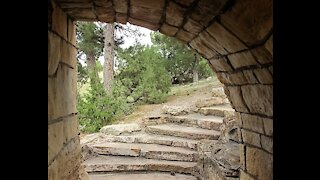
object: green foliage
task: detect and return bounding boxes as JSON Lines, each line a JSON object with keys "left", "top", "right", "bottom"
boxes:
{"left": 76, "top": 22, "right": 104, "bottom": 59}
{"left": 77, "top": 70, "right": 132, "bottom": 133}
{"left": 117, "top": 45, "right": 172, "bottom": 104}
{"left": 151, "top": 32, "right": 213, "bottom": 84}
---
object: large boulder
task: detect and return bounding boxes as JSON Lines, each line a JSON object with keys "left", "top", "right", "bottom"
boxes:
{"left": 198, "top": 140, "right": 240, "bottom": 180}
{"left": 100, "top": 123, "right": 142, "bottom": 135}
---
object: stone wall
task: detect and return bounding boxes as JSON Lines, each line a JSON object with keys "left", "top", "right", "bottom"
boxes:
{"left": 48, "top": 1, "right": 80, "bottom": 179}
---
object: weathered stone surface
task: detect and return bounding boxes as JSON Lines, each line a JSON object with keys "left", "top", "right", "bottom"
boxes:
{"left": 224, "top": 86, "right": 249, "bottom": 113}
{"left": 59, "top": 2, "right": 92, "bottom": 9}
{"left": 175, "top": 29, "right": 196, "bottom": 43}
{"left": 261, "top": 135, "right": 273, "bottom": 153}
{"left": 246, "top": 146, "right": 273, "bottom": 180}
{"left": 190, "top": 0, "right": 228, "bottom": 27}
{"left": 200, "top": 141, "right": 240, "bottom": 179}
{"left": 48, "top": 157, "right": 58, "bottom": 180}
{"left": 84, "top": 155, "right": 197, "bottom": 174}
{"left": 78, "top": 164, "right": 90, "bottom": 180}
{"left": 228, "top": 51, "right": 258, "bottom": 69}
{"left": 242, "top": 70, "right": 258, "bottom": 84}
{"left": 166, "top": 1, "right": 186, "bottom": 27}
{"left": 115, "top": 13, "right": 127, "bottom": 24}
{"left": 219, "top": 114, "right": 239, "bottom": 143}
{"left": 66, "top": 8, "right": 97, "bottom": 21}
{"left": 113, "top": 0, "right": 128, "bottom": 13}
{"left": 80, "top": 133, "right": 102, "bottom": 145}
{"left": 99, "top": 14, "right": 114, "bottom": 23}
{"left": 241, "top": 113, "right": 264, "bottom": 134}
{"left": 63, "top": 115, "right": 79, "bottom": 143}
{"left": 212, "top": 87, "right": 228, "bottom": 98}
{"left": 264, "top": 35, "right": 273, "bottom": 55}
{"left": 199, "top": 31, "right": 228, "bottom": 55}
{"left": 57, "top": 137, "right": 81, "bottom": 180}
{"left": 239, "top": 144, "right": 246, "bottom": 170}
{"left": 95, "top": 6, "right": 113, "bottom": 17}
{"left": 197, "top": 139, "right": 219, "bottom": 152}
{"left": 189, "top": 37, "right": 218, "bottom": 59}
{"left": 67, "top": 18, "right": 77, "bottom": 46}
{"left": 131, "top": 0, "right": 165, "bottom": 9}
{"left": 221, "top": 0, "right": 273, "bottom": 46}
{"left": 168, "top": 113, "right": 223, "bottom": 130}
{"left": 130, "top": 6, "right": 162, "bottom": 23}
{"left": 48, "top": 31, "right": 61, "bottom": 75}
{"left": 269, "top": 66, "right": 273, "bottom": 75}
{"left": 175, "top": 0, "right": 195, "bottom": 6}
{"left": 217, "top": 72, "right": 247, "bottom": 85}
{"left": 241, "top": 85, "right": 273, "bottom": 116}
{"left": 52, "top": 1, "right": 68, "bottom": 39}
{"left": 48, "top": 65, "right": 77, "bottom": 120}
{"left": 162, "top": 105, "right": 190, "bottom": 116}
{"left": 195, "top": 97, "right": 228, "bottom": 108}
{"left": 160, "top": 23, "right": 179, "bottom": 36}
{"left": 88, "top": 173, "right": 197, "bottom": 180}
{"left": 94, "top": 0, "right": 112, "bottom": 7}
{"left": 254, "top": 68, "right": 273, "bottom": 84}
{"left": 251, "top": 46, "right": 273, "bottom": 65}
{"left": 100, "top": 123, "right": 141, "bottom": 135}
{"left": 263, "top": 118, "right": 273, "bottom": 136}
{"left": 128, "top": 17, "right": 159, "bottom": 31}
{"left": 206, "top": 22, "right": 247, "bottom": 53}
{"left": 48, "top": 121, "right": 63, "bottom": 165}
{"left": 90, "top": 142, "right": 198, "bottom": 162}
{"left": 240, "top": 170, "right": 255, "bottom": 180}
{"left": 183, "top": 18, "right": 204, "bottom": 35}
{"left": 61, "top": 40, "right": 77, "bottom": 68}
{"left": 241, "top": 129, "right": 261, "bottom": 147}
{"left": 209, "top": 57, "right": 233, "bottom": 72}
{"left": 146, "top": 123, "right": 220, "bottom": 140}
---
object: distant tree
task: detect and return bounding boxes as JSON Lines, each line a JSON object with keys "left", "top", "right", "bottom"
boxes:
{"left": 76, "top": 22, "right": 104, "bottom": 85}
{"left": 151, "top": 32, "right": 213, "bottom": 84}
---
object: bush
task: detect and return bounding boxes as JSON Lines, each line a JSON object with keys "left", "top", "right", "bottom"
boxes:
{"left": 77, "top": 72, "right": 132, "bottom": 133}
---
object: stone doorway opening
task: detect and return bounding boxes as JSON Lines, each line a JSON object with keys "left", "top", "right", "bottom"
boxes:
{"left": 48, "top": 0, "right": 272, "bottom": 179}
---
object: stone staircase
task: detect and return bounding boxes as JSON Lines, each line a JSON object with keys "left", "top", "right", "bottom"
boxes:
{"left": 80, "top": 87, "right": 239, "bottom": 180}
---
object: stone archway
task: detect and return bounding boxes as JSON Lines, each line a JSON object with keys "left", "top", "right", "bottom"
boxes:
{"left": 48, "top": 0, "right": 272, "bottom": 179}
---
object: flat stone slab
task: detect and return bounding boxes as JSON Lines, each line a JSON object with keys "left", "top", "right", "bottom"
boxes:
{"left": 168, "top": 113, "right": 223, "bottom": 130}
{"left": 88, "top": 172, "right": 197, "bottom": 180}
{"left": 84, "top": 155, "right": 198, "bottom": 175}
{"left": 90, "top": 142, "right": 198, "bottom": 162}
{"left": 146, "top": 123, "right": 220, "bottom": 140}
{"left": 100, "top": 123, "right": 141, "bottom": 135}
{"left": 101, "top": 133, "right": 199, "bottom": 150}
{"left": 199, "top": 104, "right": 235, "bottom": 117}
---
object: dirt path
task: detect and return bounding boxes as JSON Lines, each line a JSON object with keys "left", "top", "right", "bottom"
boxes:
{"left": 116, "top": 77, "right": 223, "bottom": 124}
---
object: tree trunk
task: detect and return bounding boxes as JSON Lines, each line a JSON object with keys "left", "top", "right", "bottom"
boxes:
{"left": 192, "top": 54, "right": 199, "bottom": 83}
{"left": 103, "top": 23, "right": 115, "bottom": 94}
{"left": 86, "top": 52, "right": 98, "bottom": 86}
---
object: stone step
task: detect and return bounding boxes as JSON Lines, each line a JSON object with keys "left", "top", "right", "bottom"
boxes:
{"left": 88, "top": 172, "right": 197, "bottom": 180}
{"left": 168, "top": 113, "right": 223, "bottom": 130}
{"left": 90, "top": 142, "right": 198, "bottom": 162}
{"left": 84, "top": 155, "right": 198, "bottom": 175}
{"left": 102, "top": 133, "right": 199, "bottom": 150}
{"left": 146, "top": 123, "right": 220, "bottom": 140}
{"left": 198, "top": 104, "right": 235, "bottom": 117}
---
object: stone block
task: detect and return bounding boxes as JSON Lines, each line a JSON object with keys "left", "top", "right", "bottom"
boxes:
{"left": 183, "top": 18, "right": 204, "bottom": 35}
{"left": 48, "top": 121, "right": 63, "bottom": 164}
{"left": 206, "top": 22, "right": 247, "bottom": 53}
{"left": 52, "top": 1, "right": 68, "bottom": 39}
{"left": 216, "top": 72, "right": 247, "bottom": 85}
{"left": 189, "top": 37, "right": 218, "bottom": 59}
{"left": 254, "top": 68, "right": 273, "bottom": 84}
{"left": 209, "top": 57, "right": 233, "bottom": 72}
{"left": 48, "top": 31, "right": 61, "bottom": 75}
{"left": 160, "top": 23, "right": 179, "bottom": 36}
{"left": 116, "top": 13, "right": 127, "bottom": 24}
{"left": 241, "top": 113, "right": 264, "bottom": 134}
{"left": 241, "top": 85, "right": 273, "bottom": 116}
{"left": 114, "top": 0, "right": 128, "bottom": 13}
{"left": 224, "top": 86, "right": 249, "bottom": 113}
{"left": 228, "top": 51, "right": 258, "bottom": 69}
{"left": 261, "top": 135, "right": 273, "bottom": 153}
{"left": 166, "top": 1, "right": 186, "bottom": 27}
{"left": 199, "top": 31, "right": 227, "bottom": 55}
{"left": 176, "top": 29, "right": 196, "bottom": 43}
{"left": 128, "top": 17, "right": 159, "bottom": 31}
{"left": 246, "top": 146, "right": 273, "bottom": 180}
{"left": 241, "top": 129, "right": 261, "bottom": 147}
{"left": 221, "top": 0, "right": 273, "bottom": 46}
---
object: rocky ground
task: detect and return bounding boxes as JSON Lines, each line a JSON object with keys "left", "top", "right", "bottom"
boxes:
{"left": 80, "top": 77, "right": 241, "bottom": 180}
